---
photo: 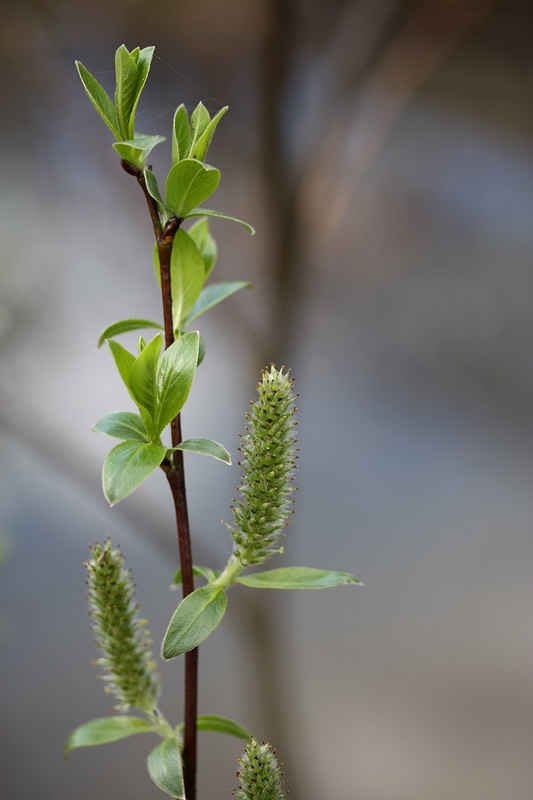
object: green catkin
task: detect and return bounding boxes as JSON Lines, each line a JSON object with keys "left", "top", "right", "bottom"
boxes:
{"left": 85, "top": 540, "right": 159, "bottom": 712}
{"left": 233, "top": 739, "right": 287, "bottom": 800}
{"left": 227, "top": 366, "right": 298, "bottom": 566}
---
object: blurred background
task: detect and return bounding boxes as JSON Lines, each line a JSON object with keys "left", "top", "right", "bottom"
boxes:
{"left": 1, "top": 0, "right": 533, "bottom": 798}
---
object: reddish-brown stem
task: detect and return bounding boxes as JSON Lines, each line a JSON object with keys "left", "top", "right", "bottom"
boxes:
{"left": 122, "top": 159, "right": 198, "bottom": 800}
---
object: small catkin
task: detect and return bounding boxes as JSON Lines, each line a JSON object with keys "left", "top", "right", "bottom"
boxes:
{"left": 233, "top": 739, "right": 287, "bottom": 800}
{"left": 226, "top": 365, "right": 298, "bottom": 566}
{"left": 85, "top": 540, "right": 159, "bottom": 711}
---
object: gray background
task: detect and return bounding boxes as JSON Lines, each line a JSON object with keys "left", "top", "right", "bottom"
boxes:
{"left": 1, "top": 1, "right": 533, "bottom": 798}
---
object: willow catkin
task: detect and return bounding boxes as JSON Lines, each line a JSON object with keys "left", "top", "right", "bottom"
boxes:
{"left": 226, "top": 366, "right": 298, "bottom": 566}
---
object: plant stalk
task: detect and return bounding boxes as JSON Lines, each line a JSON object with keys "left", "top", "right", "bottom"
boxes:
{"left": 122, "top": 159, "right": 198, "bottom": 800}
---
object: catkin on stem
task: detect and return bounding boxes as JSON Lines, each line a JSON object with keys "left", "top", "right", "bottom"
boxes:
{"left": 233, "top": 738, "right": 287, "bottom": 800}
{"left": 85, "top": 540, "right": 159, "bottom": 712}
{"left": 225, "top": 366, "right": 298, "bottom": 566}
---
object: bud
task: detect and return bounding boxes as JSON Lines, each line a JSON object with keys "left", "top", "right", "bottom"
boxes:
{"left": 86, "top": 540, "right": 159, "bottom": 711}
{"left": 227, "top": 366, "right": 297, "bottom": 566}
{"left": 234, "top": 738, "right": 286, "bottom": 800}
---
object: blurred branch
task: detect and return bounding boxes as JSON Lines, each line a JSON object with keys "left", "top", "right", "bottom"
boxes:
{"left": 301, "top": 0, "right": 494, "bottom": 242}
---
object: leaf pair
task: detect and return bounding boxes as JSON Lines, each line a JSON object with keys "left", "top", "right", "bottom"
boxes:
{"left": 76, "top": 45, "right": 164, "bottom": 167}
{"left": 66, "top": 713, "right": 251, "bottom": 798}
{"left": 162, "top": 567, "right": 362, "bottom": 659}
{"left": 172, "top": 102, "right": 227, "bottom": 165}
{"left": 108, "top": 332, "right": 198, "bottom": 441}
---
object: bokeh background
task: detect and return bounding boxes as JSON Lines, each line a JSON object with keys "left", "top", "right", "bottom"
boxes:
{"left": 1, "top": 1, "right": 533, "bottom": 798}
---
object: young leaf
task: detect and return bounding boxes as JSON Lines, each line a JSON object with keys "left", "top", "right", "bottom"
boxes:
{"left": 168, "top": 438, "right": 231, "bottom": 464}
{"left": 108, "top": 339, "right": 135, "bottom": 392}
{"left": 170, "top": 229, "right": 206, "bottom": 332}
{"left": 172, "top": 565, "right": 221, "bottom": 587}
{"left": 153, "top": 332, "right": 199, "bottom": 435}
{"left": 236, "top": 567, "right": 362, "bottom": 590}
{"left": 75, "top": 61, "right": 120, "bottom": 138}
{"left": 189, "top": 106, "right": 228, "bottom": 161}
{"left": 114, "top": 45, "right": 140, "bottom": 139}
{"left": 133, "top": 46, "right": 155, "bottom": 123}
{"left": 190, "top": 101, "right": 211, "bottom": 146}
{"left": 98, "top": 318, "right": 163, "bottom": 348}
{"left": 144, "top": 169, "right": 172, "bottom": 223}
{"left": 196, "top": 714, "right": 252, "bottom": 740}
{"left": 162, "top": 584, "right": 227, "bottom": 659}
{"left": 65, "top": 716, "right": 155, "bottom": 755}
{"left": 113, "top": 134, "right": 166, "bottom": 168}
{"left": 165, "top": 160, "right": 220, "bottom": 218}
{"left": 184, "top": 208, "right": 255, "bottom": 234}
{"left": 172, "top": 104, "right": 192, "bottom": 163}
{"left": 128, "top": 333, "right": 162, "bottom": 424}
{"left": 147, "top": 738, "right": 185, "bottom": 799}
{"left": 103, "top": 441, "right": 167, "bottom": 505}
{"left": 183, "top": 281, "right": 252, "bottom": 326}
{"left": 187, "top": 218, "right": 218, "bottom": 277}
{"left": 92, "top": 411, "right": 149, "bottom": 442}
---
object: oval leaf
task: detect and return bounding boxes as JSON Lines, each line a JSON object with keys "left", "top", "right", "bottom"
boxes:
{"left": 196, "top": 714, "right": 252, "bottom": 740}
{"left": 92, "top": 411, "right": 149, "bottom": 442}
{"left": 147, "top": 737, "right": 185, "bottom": 799}
{"left": 236, "top": 567, "right": 362, "bottom": 590}
{"left": 162, "top": 584, "right": 227, "bottom": 659}
{"left": 168, "top": 438, "right": 231, "bottom": 464}
{"left": 153, "top": 332, "right": 199, "bottom": 435}
{"left": 184, "top": 281, "right": 252, "bottom": 326}
{"left": 65, "top": 716, "right": 155, "bottom": 755}
{"left": 98, "top": 318, "right": 163, "bottom": 348}
{"left": 165, "top": 160, "right": 220, "bottom": 218}
{"left": 103, "top": 441, "right": 167, "bottom": 505}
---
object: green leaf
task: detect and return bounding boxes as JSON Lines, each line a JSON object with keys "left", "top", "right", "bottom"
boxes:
{"left": 190, "top": 101, "right": 211, "bottom": 146}
{"left": 65, "top": 716, "right": 155, "bottom": 755}
{"left": 153, "top": 332, "right": 199, "bottom": 435}
{"left": 172, "top": 565, "right": 220, "bottom": 587}
{"left": 187, "top": 218, "right": 218, "bottom": 277}
{"left": 165, "top": 160, "right": 220, "bottom": 218}
{"left": 172, "top": 104, "right": 192, "bottom": 163}
{"left": 147, "top": 738, "right": 185, "bottom": 799}
{"left": 236, "top": 567, "right": 363, "bottom": 590}
{"left": 129, "top": 333, "right": 162, "bottom": 425}
{"left": 133, "top": 46, "right": 155, "bottom": 122}
{"left": 168, "top": 438, "right": 231, "bottom": 464}
{"left": 162, "top": 584, "right": 227, "bottom": 659}
{"left": 114, "top": 45, "right": 140, "bottom": 139}
{"left": 175, "top": 714, "right": 251, "bottom": 741}
{"left": 92, "top": 411, "right": 149, "bottom": 442}
{"left": 189, "top": 106, "right": 228, "bottom": 161}
{"left": 183, "top": 207, "right": 255, "bottom": 234}
{"left": 75, "top": 61, "right": 120, "bottom": 138}
{"left": 98, "top": 318, "right": 163, "bottom": 348}
{"left": 103, "top": 441, "right": 167, "bottom": 505}
{"left": 144, "top": 168, "right": 172, "bottom": 224}
{"left": 170, "top": 229, "right": 206, "bottom": 332}
{"left": 113, "top": 134, "right": 166, "bottom": 168}
{"left": 108, "top": 339, "right": 135, "bottom": 392}
{"left": 196, "top": 714, "right": 252, "bottom": 740}
{"left": 184, "top": 281, "right": 252, "bottom": 326}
